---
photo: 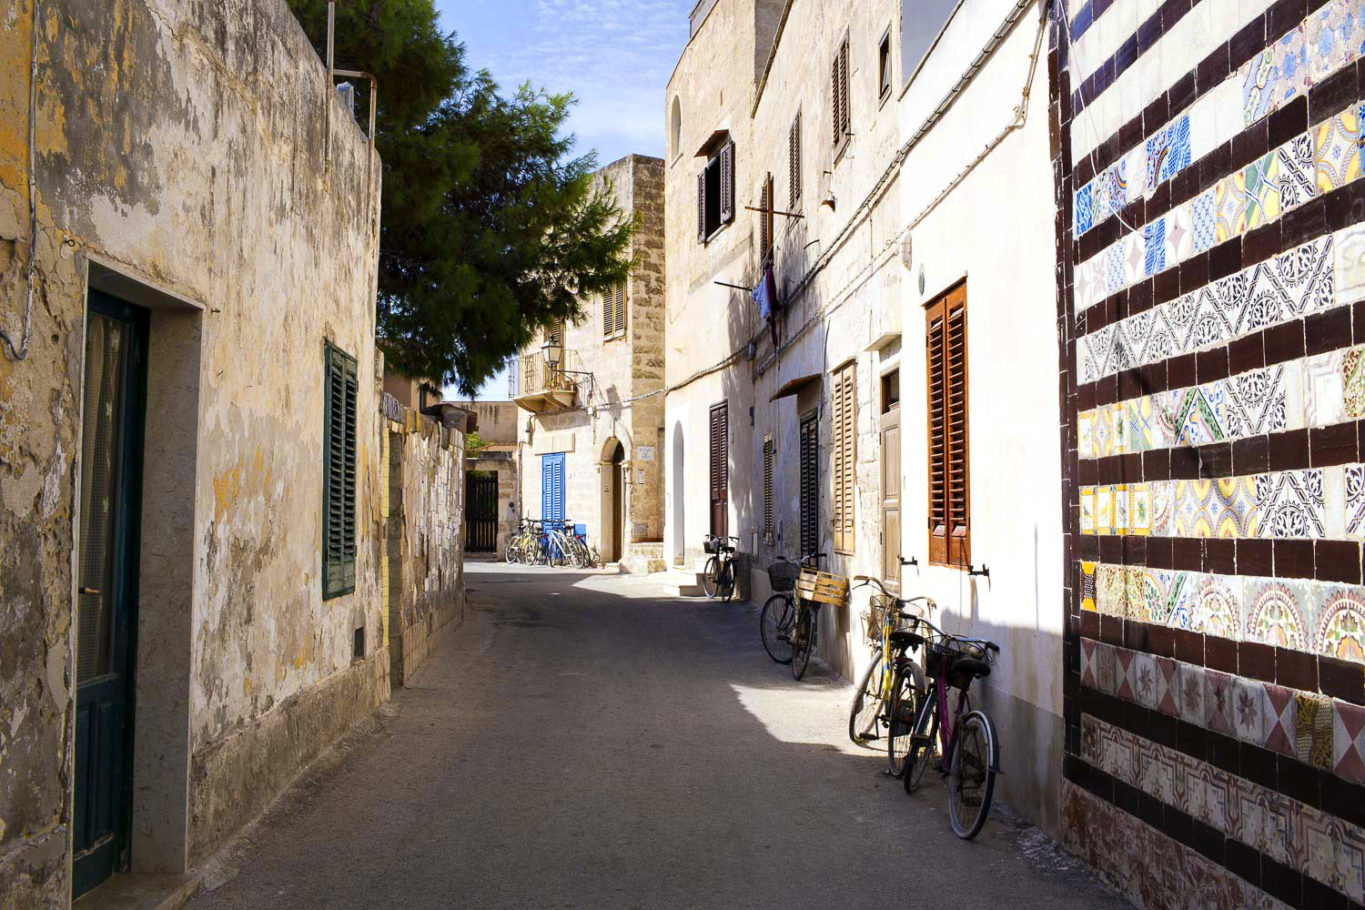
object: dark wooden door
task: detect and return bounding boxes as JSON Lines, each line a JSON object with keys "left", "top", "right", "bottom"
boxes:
{"left": 74, "top": 291, "right": 148, "bottom": 898}
{"left": 799, "top": 413, "right": 819, "bottom": 556}
{"left": 708, "top": 403, "right": 729, "bottom": 537}
{"left": 465, "top": 472, "right": 498, "bottom": 552}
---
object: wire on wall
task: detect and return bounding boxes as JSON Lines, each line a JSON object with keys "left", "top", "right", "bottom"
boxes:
{"left": 2, "top": 0, "right": 41, "bottom": 362}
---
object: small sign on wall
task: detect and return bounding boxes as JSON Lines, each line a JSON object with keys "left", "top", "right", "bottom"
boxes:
{"left": 636, "top": 445, "right": 655, "bottom": 461}
{"left": 636, "top": 469, "right": 648, "bottom": 484}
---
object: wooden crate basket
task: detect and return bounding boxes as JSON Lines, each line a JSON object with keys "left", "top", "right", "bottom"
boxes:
{"left": 796, "top": 569, "right": 850, "bottom": 607}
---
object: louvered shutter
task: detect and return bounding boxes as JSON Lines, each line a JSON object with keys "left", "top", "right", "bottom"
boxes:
{"left": 789, "top": 114, "right": 801, "bottom": 211}
{"left": 603, "top": 289, "right": 612, "bottom": 337}
{"left": 709, "top": 403, "right": 729, "bottom": 537}
{"left": 831, "top": 54, "right": 842, "bottom": 145}
{"left": 926, "top": 301, "right": 948, "bottom": 565}
{"left": 614, "top": 283, "right": 625, "bottom": 335}
{"left": 800, "top": 414, "right": 819, "bottom": 556}
{"left": 832, "top": 362, "right": 856, "bottom": 554}
{"left": 698, "top": 171, "right": 707, "bottom": 242}
{"left": 719, "top": 140, "right": 735, "bottom": 225}
{"left": 759, "top": 177, "right": 771, "bottom": 261}
{"left": 323, "top": 344, "right": 358, "bottom": 599}
{"left": 945, "top": 291, "right": 970, "bottom": 566}
{"left": 839, "top": 40, "right": 850, "bottom": 138}
{"left": 763, "top": 437, "right": 774, "bottom": 541}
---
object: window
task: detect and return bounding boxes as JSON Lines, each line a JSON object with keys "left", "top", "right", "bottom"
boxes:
{"left": 878, "top": 30, "right": 892, "bottom": 100}
{"left": 763, "top": 436, "right": 775, "bottom": 543}
{"left": 670, "top": 96, "right": 682, "bottom": 160}
{"left": 759, "top": 173, "right": 774, "bottom": 264}
{"left": 831, "top": 37, "right": 850, "bottom": 149}
{"left": 881, "top": 369, "right": 899, "bottom": 412}
{"left": 697, "top": 138, "right": 735, "bottom": 242}
{"left": 799, "top": 413, "right": 819, "bottom": 556}
{"left": 788, "top": 113, "right": 802, "bottom": 211}
{"left": 323, "top": 342, "right": 358, "bottom": 599}
{"left": 602, "top": 283, "right": 625, "bottom": 338}
{"left": 831, "top": 361, "right": 856, "bottom": 554}
{"left": 926, "top": 284, "right": 969, "bottom": 567}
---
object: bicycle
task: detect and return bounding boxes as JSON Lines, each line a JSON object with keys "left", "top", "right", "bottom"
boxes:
{"left": 899, "top": 615, "right": 1001, "bottom": 839}
{"left": 786, "top": 559, "right": 848, "bottom": 680}
{"left": 701, "top": 535, "right": 740, "bottom": 601}
{"left": 759, "top": 554, "right": 813, "bottom": 664}
{"left": 846, "top": 576, "right": 934, "bottom": 778}
{"left": 505, "top": 518, "right": 546, "bottom": 565}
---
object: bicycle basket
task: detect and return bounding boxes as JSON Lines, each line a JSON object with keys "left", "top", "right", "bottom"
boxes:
{"left": 703, "top": 536, "right": 720, "bottom": 555}
{"left": 861, "top": 593, "right": 897, "bottom": 644}
{"left": 767, "top": 561, "right": 799, "bottom": 592}
{"left": 924, "top": 639, "right": 986, "bottom": 681}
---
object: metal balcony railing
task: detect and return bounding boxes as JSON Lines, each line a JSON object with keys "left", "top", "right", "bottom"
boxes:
{"left": 512, "top": 350, "right": 580, "bottom": 409}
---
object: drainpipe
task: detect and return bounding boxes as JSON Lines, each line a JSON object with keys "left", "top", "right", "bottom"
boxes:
{"left": 3, "top": 0, "right": 40, "bottom": 361}
{"left": 324, "top": 0, "right": 334, "bottom": 169}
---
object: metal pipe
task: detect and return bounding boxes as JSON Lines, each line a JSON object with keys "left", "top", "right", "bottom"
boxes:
{"left": 3, "top": 0, "right": 40, "bottom": 361}
{"left": 324, "top": 0, "right": 334, "bottom": 168}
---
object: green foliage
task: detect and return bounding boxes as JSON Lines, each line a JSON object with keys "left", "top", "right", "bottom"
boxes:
{"left": 464, "top": 430, "right": 489, "bottom": 458}
{"left": 288, "top": 0, "right": 634, "bottom": 394}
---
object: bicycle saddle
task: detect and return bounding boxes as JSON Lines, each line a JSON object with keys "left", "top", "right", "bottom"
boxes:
{"left": 888, "top": 630, "right": 924, "bottom": 651}
{"left": 951, "top": 656, "right": 992, "bottom": 680}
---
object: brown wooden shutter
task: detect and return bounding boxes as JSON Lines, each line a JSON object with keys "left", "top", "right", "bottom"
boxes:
{"left": 789, "top": 114, "right": 801, "bottom": 211}
{"left": 719, "top": 140, "right": 735, "bottom": 224}
{"left": 832, "top": 362, "right": 856, "bottom": 554}
{"left": 799, "top": 413, "right": 819, "bottom": 555}
{"left": 831, "top": 55, "right": 842, "bottom": 145}
{"left": 709, "top": 402, "right": 729, "bottom": 537}
{"left": 763, "top": 437, "right": 774, "bottom": 542}
{"left": 839, "top": 39, "right": 850, "bottom": 137}
{"left": 759, "top": 176, "right": 771, "bottom": 262}
{"left": 614, "top": 283, "right": 625, "bottom": 335}
{"left": 697, "top": 171, "right": 706, "bottom": 242}
{"left": 926, "top": 286, "right": 969, "bottom": 567}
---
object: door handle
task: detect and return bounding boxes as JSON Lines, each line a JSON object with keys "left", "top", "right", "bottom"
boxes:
{"left": 79, "top": 586, "right": 101, "bottom": 595}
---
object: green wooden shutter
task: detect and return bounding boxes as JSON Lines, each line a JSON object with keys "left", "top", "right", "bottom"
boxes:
{"left": 323, "top": 343, "right": 358, "bottom": 599}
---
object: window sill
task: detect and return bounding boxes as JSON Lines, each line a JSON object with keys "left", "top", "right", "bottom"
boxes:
{"left": 603, "top": 331, "right": 627, "bottom": 342}
{"left": 701, "top": 220, "right": 733, "bottom": 245}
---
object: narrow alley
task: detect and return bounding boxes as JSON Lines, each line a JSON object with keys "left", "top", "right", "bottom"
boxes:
{"left": 185, "top": 564, "right": 1122, "bottom": 909}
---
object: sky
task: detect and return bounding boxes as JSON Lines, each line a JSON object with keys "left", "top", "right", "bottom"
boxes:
{"left": 437, "top": 0, "right": 696, "bottom": 400}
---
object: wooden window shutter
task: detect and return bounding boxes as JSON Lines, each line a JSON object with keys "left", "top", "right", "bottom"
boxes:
{"left": 925, "top": 287, "right": 969, "bottom": 567}
{"left": 831, "top": 55, "right": 842, "bottom": 145}
{"left": 697, "top": 171, "right": 707, "bottom": 242}
{"left": 719, "top": 140, "right": 735, "bottom": 224}
{"left": 763, "top": 437, "right": 774, "bottom": 542}
{"left": 759, "top": 177, "right": 771, "bottom": 261}
{"left": 614, "top": 283, "right": 626, "bottom": 335}
{"left": 832, "top": 362, "right": 856, "bottom": 554}
{"left": 789, "top": 114, "right": 801, "bottom": 211}
{"left": 839, "top": 39, "right": 850, "bottom": 137}
{"left": 799, "top": 414, "right": 819, "bottom": 556}
{"left": 323, "top": 343, "right": 358, "bottom": 599}
{"left": 602, "top": 288, "right": 612, "bottom": 337}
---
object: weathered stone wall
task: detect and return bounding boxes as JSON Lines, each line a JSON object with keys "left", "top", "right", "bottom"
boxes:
{"left": 0, "top": 0, "right": 385, "bottom": 899}
{"left": 383, "top": 407, "right": 465, "bottom": 686}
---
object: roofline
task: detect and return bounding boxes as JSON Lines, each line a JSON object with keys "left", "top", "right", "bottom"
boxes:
{"left": 665, "top": 0, "right": 727, "bottom": 94}
{"left": 750, "top": 0, "right": 797, "bottom": 115}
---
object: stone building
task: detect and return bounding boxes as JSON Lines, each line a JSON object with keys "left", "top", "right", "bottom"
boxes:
{"left": 511, "top": 154, "right": 667, "bottom": 569}
{"left": 457, "top": 398, "right": 520, "bottom": 556}
{"left": 664, "top": 0, "right": 1065, "bottom": 833}
{"left": 1052, "top": 0, "right": 1365, "bottom": 905}
{"left": 0, "top": 1, "right": 459, "bottom": 904}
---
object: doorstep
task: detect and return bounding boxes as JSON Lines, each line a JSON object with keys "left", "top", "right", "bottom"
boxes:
{"left": 74, "top": 872, "right": 202, "bottom": 910}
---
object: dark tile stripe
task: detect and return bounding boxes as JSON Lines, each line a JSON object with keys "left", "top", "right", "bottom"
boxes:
{"left": 1077, "top": 532, "right": 1364, "bottom": 583}
{"left": 1069, "top": 0, "right": 1204, "bottom": 116}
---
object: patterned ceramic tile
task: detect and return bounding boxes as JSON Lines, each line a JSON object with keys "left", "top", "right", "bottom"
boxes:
{"left": 1080, "top": 486, "right": 1095, "bottom": 534}
{"left": 1149, "top": 481, "right": 1176, "bottom": 538}
{"left": 1277, "top": 133, "right": 1318, "bottom": 212}
{"left": 1214, "top": 175, "right": 1248, "bottom": 243}
{"left": 1191, "top": 187, "right": 1217, "bottom": 255}
{"left": 1168, "top": 570, "right": 1203, "bottom": 631}
{"left": 1315, "top": 104, "right": 1363, "bottom": 194}
{"left": 1095, "top": 485, "right": 1113, "bottom": 535}
{"left": 1130, "top": 651, "right": 1160, "bottom": 711}
{"left": 1079, "top": 637, "right": 1097, "bottom": 689}
{"left": 1344, "top": 347, "right": 1365, "bottom": 418}
{"left": 1145, "top": 116, "right": 1192, "bottom": 194}
{"left": 1196, "top": 575, "right": 1243, "bottom": 641}
{"left": 1104, "top": 242, "right": 1125, "bottom": 296}
{"left": 1243, "top": 577, "right": 1314, "bottom": 651}
{"left": 1316, "top": 585, "right": 1365, "bottom": 663}
{"left": 1334, "top": 699, "right": 1365, "bottom": 785}
{"left": 1114, "top": 484, "right": 1129, "bottom": 534}
{"left": 1080, "top": 561, "right": 1097, "bottom": 612}
{"left": 1223, "top": 364, "right": 1288, "bottom": 437}
{"left": 1130, "top": 483, "right": 1151, "bottom": 536}
{"left": 1097, "top": 563, "right": 1127, "bottom": 616}
{"left": 1242, "top": 44, "right": 1282, "bottom": 126}
{"left": 1256, "top": 469, "right": 1326, "bottom": 538}
{"left": 1296, "top": 692, "right": 1335, "bottom": 770}
{"left": 1230, "top": 675, "right": 1265, "bottom": 744}
{"left": 1264, "top": 683, "right": 1299, "bottom": 758}
{"left": 1305, "top": 0, "right": 1354, "bottom": 83}
{"left": 1348, "top": 466, "right": 1365, "bottom": 539}
{"left": 1173, "top": 477, "right": 1258, "bottom": 539}
{"left": 1116, "top": 648, "right": 1137, "bottom": 701}
{"left": 1155, "top": 656, "right": 1180, "bottom": 716}
{"left": 1177, "top": 662, "right": 1206, "bottom": 726}
{"left": 1075, "top": 182, "right": 1094, "bottom": 235}
{"left": 1143, "top": 218, "right": 1166, "bottom": 277}
{"left": 1171, "top": 385, "right": 1227, "bottom": 447}
{"left": 1307, "top": 349, "right": 1349, "bottom": 426}
{"left": 1095, "top": 639, "right": 1118, "bottom": 696}
{"left": 1163, "top": 200, "right": 1194, "bottom": 265}
{"left": 1244, "top": 151, "right": 1283, "bottom": 230}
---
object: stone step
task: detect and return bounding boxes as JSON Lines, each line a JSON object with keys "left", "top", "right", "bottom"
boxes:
{"left": 658, "top": 570, "right": 706, "bottom": 597}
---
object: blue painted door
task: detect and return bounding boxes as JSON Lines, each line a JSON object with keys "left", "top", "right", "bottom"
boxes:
{"left": 542, "top": 454, "right": 565, "bottom": 524}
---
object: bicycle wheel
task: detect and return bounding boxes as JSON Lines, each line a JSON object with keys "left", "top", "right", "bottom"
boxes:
{"left": 760, "top": 594, "right": 795, "bottom": 663}
{"left": 948, "top": 711, "right": 998, "bottom": 839}
{"left": 886, "top": 662, "right": 926, "bottom": 777}
{"left": 903, "top": 684, "right": 939, "bottom": 793}
{"left": 718, "top": 560, "right": 737, "bottom": 602}
{"left": 791, "top": 606, "right": 815, "bottom": 680}
{"left": 848, "top": 654, "right": 885, "bottom": 745}
{"left": 701, "top": 556, "right": 719, "bottom": 598}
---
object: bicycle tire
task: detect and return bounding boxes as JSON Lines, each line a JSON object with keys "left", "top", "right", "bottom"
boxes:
{"left": 701, "top": 556, "right": 719, "bottom": 598}
{"left": 903, "top": 684, "right": 939, "bottom": 793}
{"left": 948, "top": 710, "right": 998, "bottom": 839}
{"left": 791, "top": 606, "right": 815, "bottom": 680}
{"left": 718, "top": 560, "right": 736, "bottom": 602}
{"left": 848, "top": 654, "right": 885, "bottom": 745}
{"left": 760, "top": 594, "right": 795, "bottom": 663}
{"left": 886, "top": 662, "right": 926, "bottom": 777}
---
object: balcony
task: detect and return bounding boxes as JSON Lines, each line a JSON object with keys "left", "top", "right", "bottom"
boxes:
{"left": 511, "top": 350, "right": 579, "bottom": 412}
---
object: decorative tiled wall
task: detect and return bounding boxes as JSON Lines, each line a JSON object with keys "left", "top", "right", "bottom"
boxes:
{"left": 1054, "top": 0, "right": 1365, "bottom": 905}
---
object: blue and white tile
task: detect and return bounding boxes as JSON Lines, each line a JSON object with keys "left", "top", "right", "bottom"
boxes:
{"left": 1143, "top": 218, "right": 1167, "bottom": 278}
{"left": 1191, "top": 187, "right": 1218, "bottom": 255}
{"left": 1276, "top": 133, "right": 1318, "bottom": 213}
{"left": 1076, "top": 183, "right": 1095, "bottom": 235}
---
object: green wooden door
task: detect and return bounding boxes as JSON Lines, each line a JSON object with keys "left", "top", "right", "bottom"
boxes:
{"left": 73, "top": 291, "right": 147, "bottom": 898}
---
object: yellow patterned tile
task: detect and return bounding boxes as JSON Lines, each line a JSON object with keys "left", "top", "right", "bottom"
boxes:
{"left": 1130, "top": 482, "right": 1151, "bottom": 536}
{"left": 1081, "top": 486, "right": 1096, "bottom": 535}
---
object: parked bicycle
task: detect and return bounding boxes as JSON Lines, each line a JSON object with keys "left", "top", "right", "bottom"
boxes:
{"left": 505, "top": 518, "right": 546, "bottom": 564}
{"left": 701, "top": 535, "right": 741, "bottom": 601}
{"left": 847, "top": 576, "right": 934, "bottom": 779}
{"left": 898, "top": 614, "right": 1001, "bottom": 839}
{"left": 505, "top": 518, "right": 597, "bottom": 568}
{"left": 758, "top": 554, "right": 814, "bottom": 665}
{"left": 758, "top": 553, "right": 847, "bottom": 680}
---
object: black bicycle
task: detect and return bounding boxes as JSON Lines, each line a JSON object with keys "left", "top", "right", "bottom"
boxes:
{"left": 758, "top": 552, "right": 830, "bottom": 679}
{"left": 702, "top": 535, "right": 740, "bottom": 601}
{"left": 899, "top": 615, "right": 1001, "bottom": 839}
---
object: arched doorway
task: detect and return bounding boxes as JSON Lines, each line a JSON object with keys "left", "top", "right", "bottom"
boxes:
{"left": 671, "top": 422, "right": 685, "bottom": 566}
{"left": 600, "top": 438, "right": 626, "bottom": 563}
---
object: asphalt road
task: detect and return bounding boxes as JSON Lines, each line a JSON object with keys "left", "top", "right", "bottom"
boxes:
{"left": 188, "top": 562, "right": 1125, "bottom": 909}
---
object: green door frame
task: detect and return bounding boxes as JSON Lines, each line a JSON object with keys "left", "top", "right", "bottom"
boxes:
{"left": 73, "top": 290, "right": 148, "bottom": 898}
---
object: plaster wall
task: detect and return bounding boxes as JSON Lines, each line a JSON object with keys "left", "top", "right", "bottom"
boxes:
{"left": 0, "top": 0, "right": 385, "bottom": 898}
